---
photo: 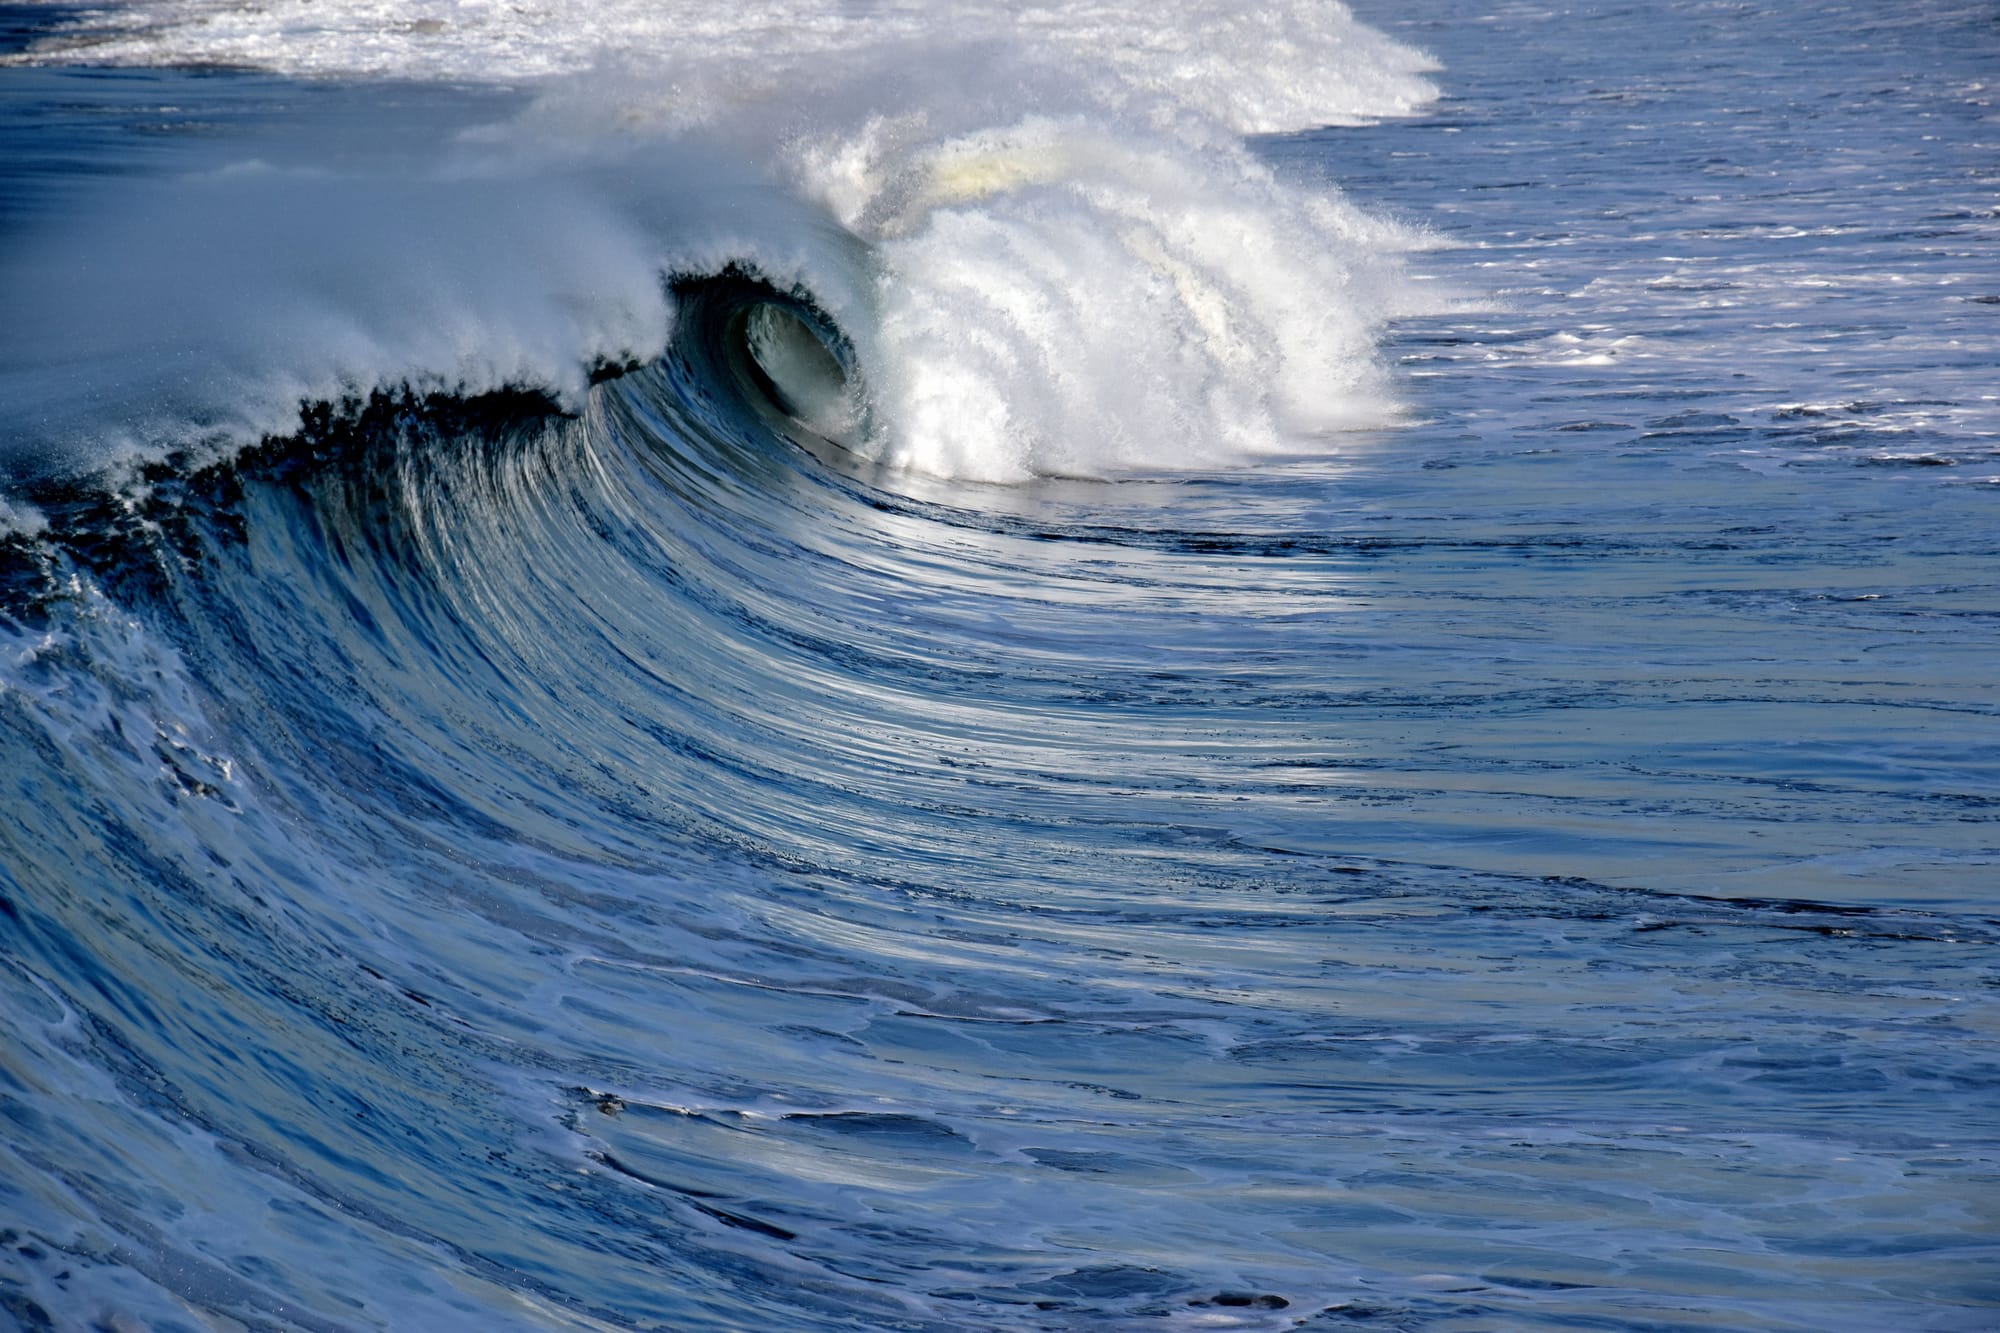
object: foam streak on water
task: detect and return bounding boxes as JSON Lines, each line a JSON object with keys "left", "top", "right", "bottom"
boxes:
{"left": 1, "top": 0, "right": 1997, "bottom": 1330}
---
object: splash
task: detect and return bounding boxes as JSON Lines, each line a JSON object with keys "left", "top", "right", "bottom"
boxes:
{"left": 1, "top": 0, "right": 1442, "bottom": 486}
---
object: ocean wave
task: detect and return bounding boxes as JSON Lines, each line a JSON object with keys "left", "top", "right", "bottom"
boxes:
{"left": 6, "top": 2, "right": 1999, "bottom": 1327}
{"left": 0, "top": 0, "right": 1441, "bottom": 495}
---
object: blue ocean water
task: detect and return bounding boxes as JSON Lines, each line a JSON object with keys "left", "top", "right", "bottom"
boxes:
{"left": 1, "top": 0, "right": 1996, "bottom": 1330}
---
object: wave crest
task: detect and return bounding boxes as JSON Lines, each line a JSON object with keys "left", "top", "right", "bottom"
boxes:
{"left": 1, "top": 0, "right": 1444, "bottom": 491}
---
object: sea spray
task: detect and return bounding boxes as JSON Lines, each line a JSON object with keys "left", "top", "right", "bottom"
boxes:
{"left": 2, "top": 0, "right": 1442, "bottom": 486}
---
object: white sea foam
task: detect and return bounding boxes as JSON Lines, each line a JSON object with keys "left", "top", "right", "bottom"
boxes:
{"left": 3, "top": 0, "right": 1444, "bottom": 482}
{"left": 819, "top": 117, "right": 1426, "bottom": 479}
{"left": 9, "top": 1, "right": 1437, "bottom": 133}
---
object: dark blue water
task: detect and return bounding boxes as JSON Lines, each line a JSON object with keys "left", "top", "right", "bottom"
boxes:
{"left": 2, "top": 1, "right": 1996, "bottom": 1330}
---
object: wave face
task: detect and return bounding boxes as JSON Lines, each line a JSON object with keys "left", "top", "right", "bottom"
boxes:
{"left": 5, "top": 0, "right": 2000, "bottom": 1329}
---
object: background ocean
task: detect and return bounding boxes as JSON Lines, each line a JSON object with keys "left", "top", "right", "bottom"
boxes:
{"left": 1, "top": 0, "right": 1996, "bottom": 1328}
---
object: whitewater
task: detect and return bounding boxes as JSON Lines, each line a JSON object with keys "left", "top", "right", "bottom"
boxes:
{"left": 1, "top": 0, "right": 1996, "bottom": 1329}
